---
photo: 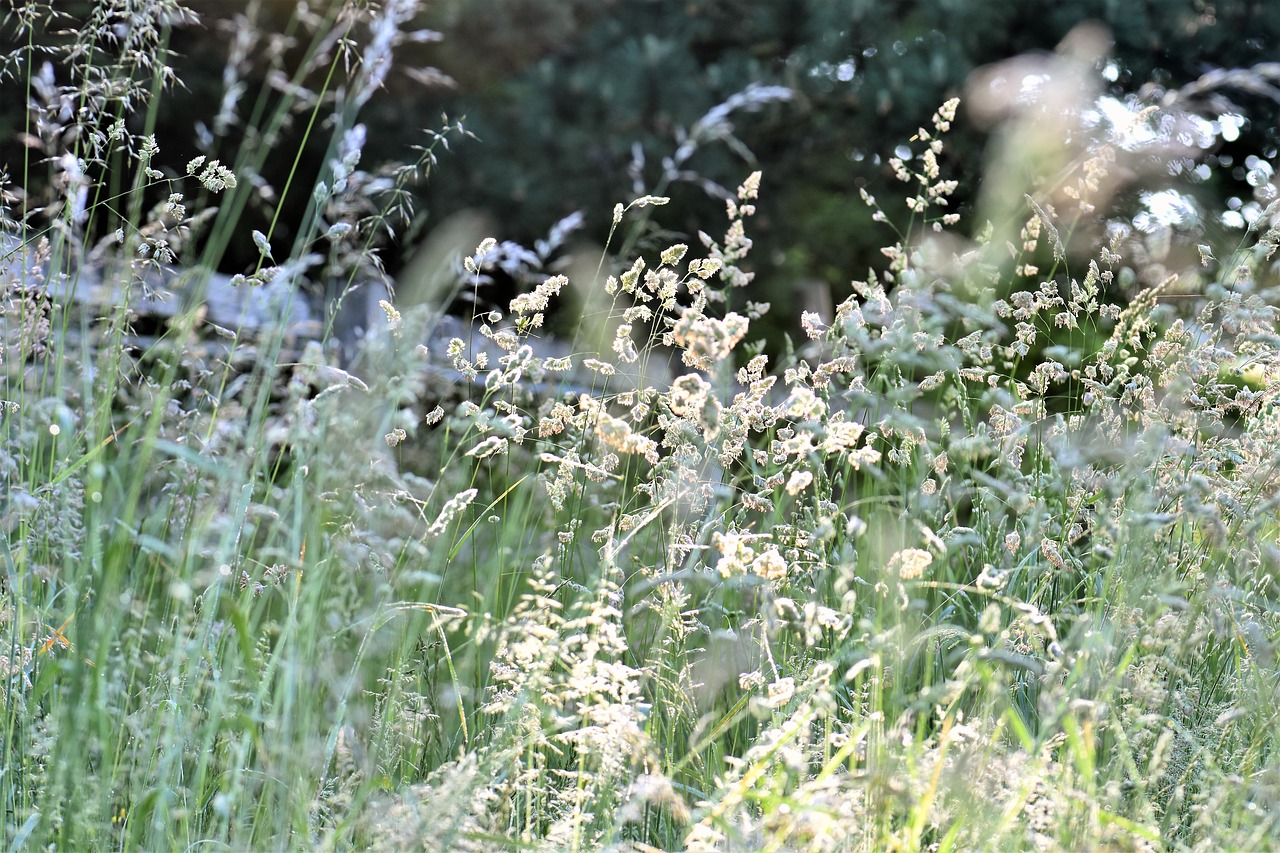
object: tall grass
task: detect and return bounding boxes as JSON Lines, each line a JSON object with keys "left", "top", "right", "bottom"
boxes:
{"left": 3, "top": 2, "right": 1280, "bottom": 850}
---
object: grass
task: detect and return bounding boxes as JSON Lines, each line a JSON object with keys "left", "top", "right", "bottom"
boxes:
{"left": 3, "top": 2, "right": 1280, "bottom": 850}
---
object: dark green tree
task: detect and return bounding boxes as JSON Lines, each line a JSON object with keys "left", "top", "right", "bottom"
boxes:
{"left": 413, "top": 0, "right": 1280, "bottom": 329}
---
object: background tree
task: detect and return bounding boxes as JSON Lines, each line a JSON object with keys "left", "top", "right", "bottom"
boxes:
{"left": 410, "top": 0, "right": 1280, "bottom": 333}
{"left": 3, "top": 0, "right": 1277, "bottom": 338}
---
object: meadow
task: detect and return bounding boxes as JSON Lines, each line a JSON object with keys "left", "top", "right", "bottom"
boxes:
{"left": 2, "top": 2, "right": 1280, "bottom": 850}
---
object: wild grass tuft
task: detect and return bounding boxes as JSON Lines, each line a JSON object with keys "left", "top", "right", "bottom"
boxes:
{"left": 2, "top": 3, "right": 1280, "bottom": 851}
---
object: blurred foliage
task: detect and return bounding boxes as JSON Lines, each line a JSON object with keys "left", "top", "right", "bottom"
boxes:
{"left": 409, "top": 0, "right": 1280, "bottom": 324}
{"left": 3, "top": 0, "right": 1279, "bottom": 335}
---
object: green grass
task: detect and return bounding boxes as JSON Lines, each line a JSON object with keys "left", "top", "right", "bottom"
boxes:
{"left": 3, "top": 3, "right": 1280, "bottom": 850}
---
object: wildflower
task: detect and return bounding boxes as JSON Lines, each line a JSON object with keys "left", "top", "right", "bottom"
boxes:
{"left": 189, "top": 157, "right": 237, "bottom": 192}
{"left": 934, "top": 96, "right": 959, "bottom": 130}
{"left": 619, "top": 774, "right": 691, "bottom": 825}
{"left": 670, "top": 309, "right": 749, "bottom": 369}
{"left": 427, "top": 488, "right": 477, "bottom": 537}
{"left": 1005, "top": 530, "right": 1021, "bottom": 554}
{"left": 888, "top": 548, "right": 933, "bottom": 580}
{"left": 800, "top": 310, "right": 825, "bottom": 340}
{"left": 668, "top": 373, "right": 712, "bottom": 419}
{"left": 612, "top": 323, "right": 638, "bottom": 363}
{"left": 510, "top": 274, "right": 567, "bottom": 321}
{"left": 712, "top": 530, "right": 758, "bottom": 576}
{"left": 1041, "top": 538, "right": 1066, "bottom": 570}
{"left": 785, "top": 470, "right": 813, "bottom": 496}
{"left": 379, "top": 299, "right": 401, "bottom": 333}
{"left": 543, "top": 356, "right": 573, "bottom": 372}
{"left": 764, "top": 677, "right": 796, "bottom": 708}
{"left": 594, "top": 411, "right": 659, "bottom": 464}
{"left": 631, "top": 194, "right": 670, "bottom": 209}
{"left": 582, "top": 358, "right": 616, "bottom": 376}
{"left": 661, "top": 243, "right": 688, "bottom": 266}
{"left": 751, "top": 547, "right": 789, "bottom": 581}
{"left": 821, "top": 419, "right": 865, "bottom": 452}
{"left": 466, "top": 436, "right": 509, "bottom": 459}
{"left": 785, "top": 386, "right": 826, "bottom": 420}
{"left": 687, "top": 257, "right": 724, "bottom": 280}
